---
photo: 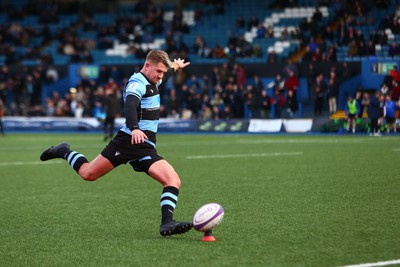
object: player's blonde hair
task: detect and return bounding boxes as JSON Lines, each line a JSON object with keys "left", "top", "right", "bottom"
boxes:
{"left": 146, "top": 50, "right": 172, "bottom": 68}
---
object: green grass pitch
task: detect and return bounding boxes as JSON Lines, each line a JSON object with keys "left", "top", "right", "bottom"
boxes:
{"left": 1, "top": 133, "right": 399, "bottom": 267}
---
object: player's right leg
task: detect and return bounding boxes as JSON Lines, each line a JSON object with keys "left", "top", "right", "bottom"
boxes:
{"left": 148, "top": 160, "right": 193, "bottom": 236}
{"left": 40, "top": 142, "right": 114, "bottom": 181}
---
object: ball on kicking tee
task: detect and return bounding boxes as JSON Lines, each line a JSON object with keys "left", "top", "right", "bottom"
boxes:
{"left": 192, "top": 203, "right": 224, "bottom": 232}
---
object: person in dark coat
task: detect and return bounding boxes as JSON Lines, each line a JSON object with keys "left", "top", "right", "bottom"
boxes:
{"left": 367, "top": 90, "right": 382, "bottom": 136}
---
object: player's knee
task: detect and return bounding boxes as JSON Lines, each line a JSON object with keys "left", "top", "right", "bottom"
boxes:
{"left": 173, "top": 176, "right": 181, "bottom": 188}
{"left": 79, "top": 170, "right": 99, "bottom": 181}
{"left": 165, "top": 174, "right": 181, "bottom": 188}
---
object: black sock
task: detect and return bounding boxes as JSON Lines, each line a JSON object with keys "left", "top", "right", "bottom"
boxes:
{"left": 160, "top": 186, "right": 179, "bottom": 225}
{"left": 65, "top": 151, "right": 88, "bottom": 173}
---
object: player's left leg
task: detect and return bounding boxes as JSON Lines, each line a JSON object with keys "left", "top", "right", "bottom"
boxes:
{"left": 40, "top": 142, "right": 114, "bottom": 181}
{"left": 148, "top": 160, "right": 192, "bottom": 236}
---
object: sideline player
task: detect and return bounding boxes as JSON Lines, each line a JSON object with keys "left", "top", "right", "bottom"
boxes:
{"left": 344, "top": 94, "right": 360, "bottom": 133}
{"left": 40, "top": 50, "right": 192, "bottom": 236}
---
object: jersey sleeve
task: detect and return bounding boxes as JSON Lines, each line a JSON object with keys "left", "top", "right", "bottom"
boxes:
{"left": 125, "top": 80, "right": 146, "bottom": 100}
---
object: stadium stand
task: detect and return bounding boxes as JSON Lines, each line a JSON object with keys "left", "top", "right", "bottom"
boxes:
{"left": 0, "top": 0, "right": 399, "bottom": 132}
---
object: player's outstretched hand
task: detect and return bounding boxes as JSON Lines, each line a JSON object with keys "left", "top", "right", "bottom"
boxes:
{"left": 173, "top": 58, "right": 190, "bottom": 69}
{"left": 131, "top": 129, "right": 148, "bottom": 144}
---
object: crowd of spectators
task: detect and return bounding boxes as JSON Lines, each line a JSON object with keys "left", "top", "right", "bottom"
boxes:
{"left": 300, "top": 0, "right": 400, "bottom": 62}
{"left": 1, "top": 0, "right": 400, "bottom": 126}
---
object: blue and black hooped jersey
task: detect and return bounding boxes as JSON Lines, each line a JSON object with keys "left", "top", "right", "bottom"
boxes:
{"left": 121, "top": 72, "right": 162, "bottom": 144}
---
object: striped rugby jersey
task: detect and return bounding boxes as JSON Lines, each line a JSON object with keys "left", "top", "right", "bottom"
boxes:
{"left": 120, "top": 72, "right": 162, "bottom": 145}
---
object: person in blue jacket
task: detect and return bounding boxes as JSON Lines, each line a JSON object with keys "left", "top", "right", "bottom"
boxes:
{"left": 384, "top": 94, "right": 397, "bottom": 133}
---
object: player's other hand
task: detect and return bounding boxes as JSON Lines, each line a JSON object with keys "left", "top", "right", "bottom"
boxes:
{"left": 131, "top": 129, "right": 148, "bottom": 144}
{"left": 173, "top": 58, "right": 190, "bottom": 69}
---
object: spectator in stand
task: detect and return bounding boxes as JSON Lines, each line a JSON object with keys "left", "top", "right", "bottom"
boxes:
{"left": 344, "top": 94, "right": 360, "bottom": 134}
{"left": 251, "top": 45, "right": 262, "bottom": 58}
{"left": 210, "top": 66, "right": 221, "bottom": 87}
{"left": 348, "top": 40, "right": 358, "bottom": 57}
{"left": 357, "top": 41, "right": 367, "bottom": 57}
{"left": 267, "top": 49, "right": 278, "bottom": 63}
{"left": 248, "top": 16, "right": 259, "bottom": 30}
{"left": 378, "top": 30, "right": 388, "bottom": 45}
{"left": 218, "top": 63, "right": 230, "bottom": 87}
{"left": 337, "top": 20, "right": 349, "bottom": 46}
{"left": 312, "top": 6, "right": 323, "bottom": 22}
{"left": 327, "top": 71, "right": 339, "bottom": 114}
{"left": 380, "top": 82, "right": 390, "bottom": 96}
{"left": 391, "top": 79, "right": 400, "bottom": 103}
{"left": 210, "top": 92, "right": 224, "bottom": 116}
{"left": 272, "top": 73, "right": 285, "bottom": 99}
{"left": 384, "top": 94, "right": 397, "bottom": 133}
{"left": 251, "top": 74, "right": 264, "bottom": 96}
{"left": 388, "top": 42, "right": 399, "bottom": 57}
{"left": 165, "top": 88, "right": 181, "bottom": 117}
{"left": 354, "top": 29, "right": 365, "bottom": 46}
{"left": 306, "top": 63, "right": 317, "bottom": 100}
{"left": 361, "top": 91, "right": 370, "bottom": 118}
{"left": 312, "top": 73, "right": 327, "bottom": 116}
{"left": 260, "top": 90, "right": 270, "bottom": 119}
{"left": 283, "top": 58, "right": 298, "bottom": 78}
{"left": 395, "top": 4, "right": 400, "bottom": 22}
{"left": 246, "top": 90, "right": 260, "bottom": 119}
{"left": 366, "top": 40, "right": 376, "bottom": 56}
{"left": 255, "top": 23, "right": 266, "bottom": 38}
{"left": 173, "top": 67, "right": 188, "bottom": 92}
{"left": 368, "top": 90, "right": 382, "bottom": 136}
{"left": 285, "top": 89, "right": 298, "bottom": 118}
{"left": 236, "top": 16, "right": 245, "bottom": 29}
{"left": 302, "top": 46, "right": 313, "bottom": 62}
{"left": 389, "top": 65, "right": 400, "bottom": 83}
{"left": 308, "top": 37, "right": 318, "bottom": 54}
{"left": 186, "top": 74, "right": 201, "bottom": 94}
{"left": 355, "top": 90, "right": 363, "bottom": 118}
{"left": 391, "top": 17, "right": 400, "bottom": 34}
{"left": 232, "top": 63, "right": 246, "bottom": 88}
{"left": 284, "top": 69, "right": 299, "bottom": 98}
{"left": 265, "top": 25, "right": 274, "bottom": 38}
{"left": 325, "top": 44, "right": 337, "bottom": 62}
{"left": 369, "top": 30, "right": 380, "bottom": 46}
{"left": 199, "top": 74, "right": 212, "bottom": 96}
{"left": 271, "top": 88, "right": 283, "bottom": 118}
{"left": 103, "top": 88, "right": 119, "bottom": 141}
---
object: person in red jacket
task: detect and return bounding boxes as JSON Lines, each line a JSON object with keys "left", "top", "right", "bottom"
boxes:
{"left": 389, "top": 65, "right": 400, "bottom": 83}
{"left": 284, "top": 69, "right": 299, "bottom": 98}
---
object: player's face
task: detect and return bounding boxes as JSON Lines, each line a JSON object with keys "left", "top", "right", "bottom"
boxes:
{"left": 146, "top": 61, "right": 168, "bottom": 84}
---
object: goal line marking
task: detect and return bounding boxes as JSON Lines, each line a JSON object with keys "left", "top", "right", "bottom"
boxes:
{"left": 186, "top": 152, "right": 303, "bottom": 159}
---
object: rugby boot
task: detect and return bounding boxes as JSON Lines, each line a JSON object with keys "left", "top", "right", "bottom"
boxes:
{"left": 40, "top": 142, "right": 70, "bottom": 161}
{"left": 160, "top": 220, "right": 193, "bottom": 236}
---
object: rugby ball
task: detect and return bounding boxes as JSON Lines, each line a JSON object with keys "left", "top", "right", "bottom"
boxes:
{"left": 192, "top": 203, "right": 224, "bottom": 232}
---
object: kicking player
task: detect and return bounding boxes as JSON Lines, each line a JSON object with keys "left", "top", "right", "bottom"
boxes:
{"left": 40, "top": 50, "right": 192, "bottom": 236}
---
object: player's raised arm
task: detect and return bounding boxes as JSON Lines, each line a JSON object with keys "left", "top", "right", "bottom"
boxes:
{"left": 172, "top": 58, "right": 190, "bottom": 72}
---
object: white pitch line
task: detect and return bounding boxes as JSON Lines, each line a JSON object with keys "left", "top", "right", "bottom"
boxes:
{"left": 0, "top": 161, "right": 63, "bottom": 166}
{"left": 339, "top": 259, "right": 400, "bottom": 267}
{"left": 186, "top": 152, "right": 302, "bottom": 159}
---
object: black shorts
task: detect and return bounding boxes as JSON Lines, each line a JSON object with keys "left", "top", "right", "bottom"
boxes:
{"left": 101, "top": 131, "right": 163, "bottom": 173}
{"left": 385, "top": 116, "right": 395, "bottom": 124}
{"left": 348, "top": 113, "right": 356, "bottom": 119}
